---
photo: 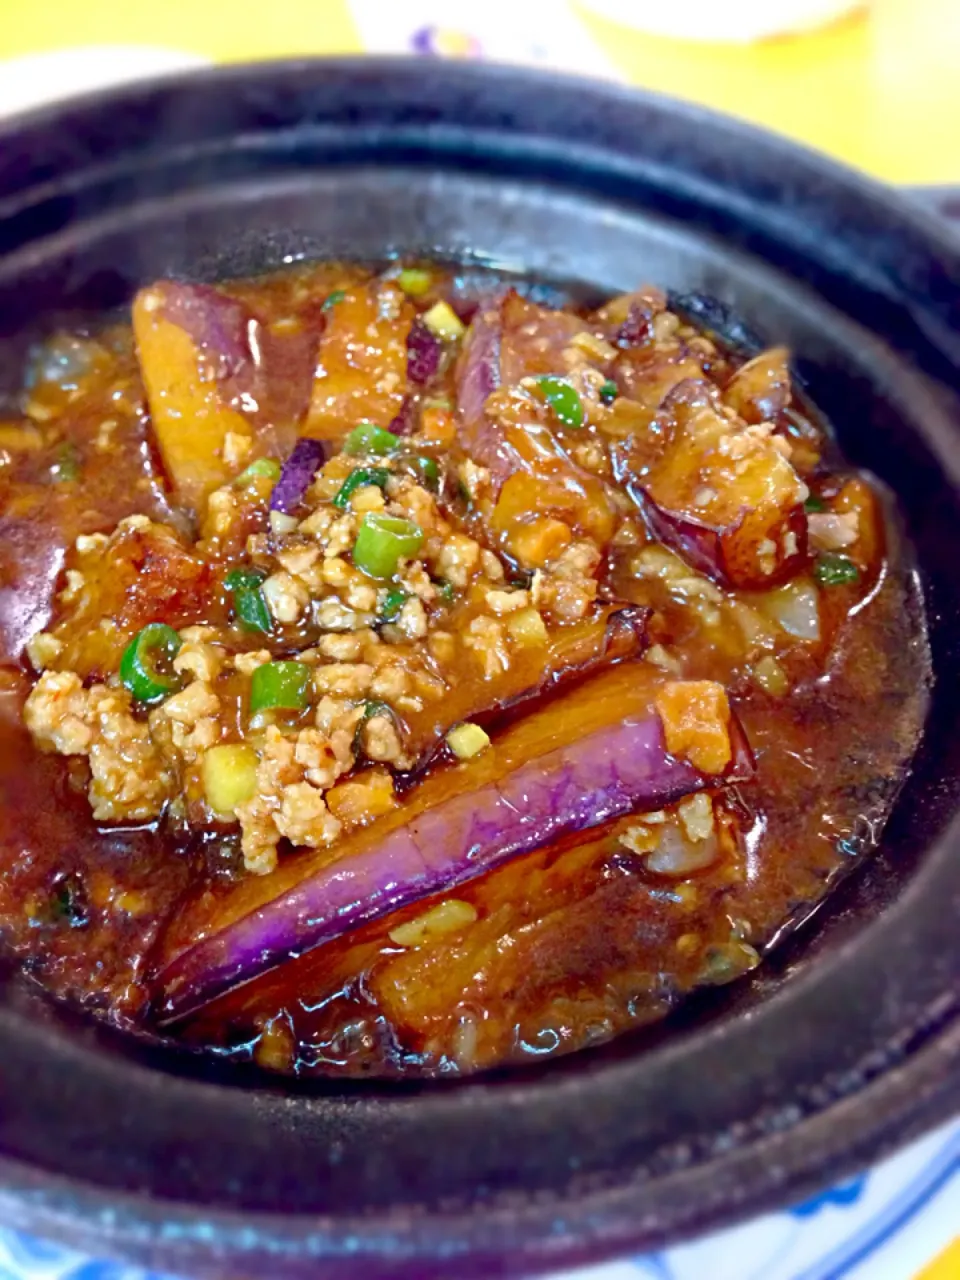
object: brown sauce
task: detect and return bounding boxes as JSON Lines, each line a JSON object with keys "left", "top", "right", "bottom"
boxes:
{"left": 0, "top": 261, "right": 929, "bottom": 1076}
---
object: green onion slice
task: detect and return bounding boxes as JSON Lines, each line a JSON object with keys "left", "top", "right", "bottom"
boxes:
{"left": 249, "top": 661, "right": 311, "bottom": 714}
{"left": 119, "top": 622, "right": 183, "bottom": 704}
{"left": 343, "top": 422, "right": 399, "bottom": 456}
{"left": 534, "top": 376, "right": 584, "bottom": 428}
{"left": 332, "top": 467, "right": 391, "bottom": 509}
{"left": 813, "top": 553, "right": 860, "bottom": 587}
{"left": 224, "top": 567, "right": 271, "bottom": 634}
{"left": 352, "top": 512, "right": 424, "bottom": 579}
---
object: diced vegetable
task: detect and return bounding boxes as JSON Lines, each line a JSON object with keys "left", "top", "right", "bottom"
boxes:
{"left": 379, "top": 587, "right": 408, "bottom": 621}
{"left": 343, "top": 422, "right": 400, "bottom": 457}
{"left": 446, "top": 723, "right": 490, "bottom": 760}
{"left": 249, "top": 661, "right": 311, "bottom": 714}
{"left": 360, "top": 699, "right": 393, "bottom": 724}
{"left": 119, "top": 622, "right": 183, "bottom": 704}
{"left": 224, "top": 567, "right": 271, "bottom": 634}
{"left": 599, "top": 379, "right": 619, "bottom": 404}
{"left": 238, "top": 457, "right": 281, "bottom": 486}
{"left": 326, "top": 767, "right": 396, "bottom": 825}
{"left": 509, "top": 517, "right": 573, "bottom": 569}
{"left": 203, "top": 744, "right": 259, "bottom": 817}
{"left": 804, "top": 493, "right": 826, "bottom": 513}
{"left": 396, "top": 268, "right": 433, "bottom": 297}
{"left": 758, "top": 578, "right": 821, "bottom": 640}
{"left": 753, "top": 654, "right": 789, "bottom": 696}
{"left": 354, "top": 700, "right": 398, "bottom": 759}
{"left": 406, "top": 321, "right": 443, "bottom": 385}
{"left": 46, "top": 874, "right": 90, "bottom": 929}
{"left": 534, "top": 376, "right": 584, "bottom": 428}
{"left": 332, "top": 467, "right": 390, "bottom": 510}
{"left": 653, "top": 680, "right": 732, "bottom": 775}
{"left": 269, "top": 511, "right": 298, "bottom": 536}
{"left": 422, "top": 300, "right": 465, "bottom": 341}
{"left": 322, "top": 290, "right": 346, "bottom": 310}
{"left": 50, "top": 443, "right": 80, "bottom": 483}
{"left": 269, "top": 439, "right": 327, "bottom": 514}
{"left": 412, "top": 456, "right": 440, "bottom": 489}
{"left": 814, "top": 553, "right": 860, "bottom": 587}
{"left": 698, "top": 941, "right": 761, "bottom": 986}
{"left": 155, "top": 664, "right": 754, "bottom": 1021}
{"left": 353, "top": 513, "right": 424, "bottom": 579}
{"left": 506, "top": 608, "right": 549, "bottom": 647}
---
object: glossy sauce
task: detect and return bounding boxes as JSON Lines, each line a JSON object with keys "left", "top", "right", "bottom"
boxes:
{"left": 0, "top": 262, "right": 929, "bottom": 1076}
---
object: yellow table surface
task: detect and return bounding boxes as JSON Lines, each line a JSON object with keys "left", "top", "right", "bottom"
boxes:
{"left": 0, "top": 0, "right": 958, "bottom": 185}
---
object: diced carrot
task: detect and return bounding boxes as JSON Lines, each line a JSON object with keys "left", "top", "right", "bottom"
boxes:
{"left": 508, "top": 515, "right": 573, "bottom": 569}
{"left": 326, "top": 768, "right": 397, "bottom": 827}
{"left": 418, "top": 406, "right": 457, "bottom": 446}
{"left": 654, "top": 680, "right": 732, "bottom": 775}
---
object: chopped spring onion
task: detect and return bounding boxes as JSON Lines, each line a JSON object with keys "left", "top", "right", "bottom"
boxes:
{"left": 422, "top": 300, "right": 465, "bottom": 341}
{"left": 249, "top": 661, "right": 312, "bottom": 714}
{"left": 119, "top": 622, "right": 183, "bottom": 704}
{"left": 322, "top": 289, "right": 346, "bottom": 310}
{"left": 237, "top": 457, "right": 281, "bottom": 486}
{"left": 814, "top": 553, "right": 860, "bottom": 587}
{"left": 534, "top": 376, "right": 584, "bottom": 428}
{"left": 379, "top": 587, "right": 408, "bottom": 622}
{"left": 352, "top": 512, "right": 424, "bottom": 579}
{"left": 599, "top": 379, "right": 619, "bottom": 405}
{"left": 47, "top": 874, "right": 89, "bottom": 928}
{"left": 804, "top": 493, "right": 826, "bottom": 513}
{"left": 412, "top": 455, "right": 440, "bottom": 490}
{"left": 446, "top": 722, "right": 491, "bottom": 760}
{"left": 354, "top": 699, "right": 395, "bottom": 756}
{"left": 343, "top": 422, "right": 400, "bottom": 457}
{"left": 203, "top": 744, "right": 259, "bottom": 816}
{"left": 50, "top": 442, "right": 80, "bottom": 483}
{"left": 396, "top": 267, "right": 432, "bottom": 297}
{"left": 333, "top": 466, "right": 391, "bottom": 509}
{"left": 224, "top": 567, "right": 271, "bottom": 634}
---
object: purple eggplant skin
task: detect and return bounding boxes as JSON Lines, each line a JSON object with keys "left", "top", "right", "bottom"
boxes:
{"left": 406, "top": 320, "right": 443, "bottom": 386}
{"left": 268, "top": 438, "right": 329, "bottom": 514}
{"left": 455, "top": 304, "right": 501, "bottom": 437}
{"left": 634, "top": 487, "right": 808, "bottom": 590}
{"left": 155, "top": 696, "right": 753, "bottom": 1024}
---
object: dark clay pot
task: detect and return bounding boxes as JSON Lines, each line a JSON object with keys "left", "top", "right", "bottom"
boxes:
{"left": 0, "top": 57, "right": 957, "bottom": 1280}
